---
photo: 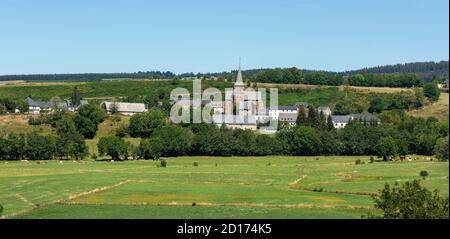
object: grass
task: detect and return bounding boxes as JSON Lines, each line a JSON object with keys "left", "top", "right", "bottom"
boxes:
{"left": 0, "top": 156, "right": 447, "bottom": 219}
{"left": 407, "top": 93, "right": 449, "bottom": 121}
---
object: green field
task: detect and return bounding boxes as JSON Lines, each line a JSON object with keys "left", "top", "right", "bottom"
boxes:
{"left": 1, "top": 156, "right": 448, "bottom": 219}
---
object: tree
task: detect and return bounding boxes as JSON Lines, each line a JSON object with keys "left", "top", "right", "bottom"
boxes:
{"left": 71, "top": 86, "right": 82, "bottom": 106}
{"left": 138, "top": 137, "right": 165, "bottom": 160}
{"left": 368, "top": 97, "right": 386, "bottom": 113}
{"left": 420, "top": 170, "right": 429, "bottom": 180}
{"left": 371, "top": 180, "right": 449, "bottom": 219}
{"left": 152, "top": 124, "right": 194, "bottom": 156}
{"left": 290, "top": 126, "right": 321, "bottom": 156}
{"left": 97, "top": 136, "right": 128, "bottom": 161}
{"left": 307, "top": 106, "right": 319, "bottom": 127}
{"left": 423, "top": 83, "right": 440, "bottom": 102}
{"left": 296, "top": 107, "right": 307, "bottom": 126}
{"left": 78, "top": 104, "right": 106, "bottom": 125}
{"left": 375, "top": 136, "right": 399, "bottom": 161}
{"left": 434, "top": 136, "right": 449, "bottom": 161}
{"left": 25, "top": 132, "right": 56, "bottom": 160}
{"left": 55, "top": 116, "right": 77, "bottom": 135}
{"left": 326, "top": 115, "right": 334, "bottom": 130}
{"left": 73, "top": 114, "right": 97, "bottom": 139}
{"left": 128, "top": 108, "right": 166, "bottom": 137}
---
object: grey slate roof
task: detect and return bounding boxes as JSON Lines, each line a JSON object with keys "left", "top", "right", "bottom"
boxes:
{"left": 295, "top": 102, "right": 309, "bottom": 108}
{"left": 269, "top": 105, "right": 298, "bottom": 111}
{"left": 26, "top": 97, "right": 50, "bottom": 108}
{"left": 278, "top": 112, "right": 298, "bottom": 122}
{"left": 331, "top": 115, "right": 353, "bottom": 123}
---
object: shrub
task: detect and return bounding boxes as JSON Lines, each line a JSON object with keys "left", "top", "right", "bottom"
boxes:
{"left": 193, "top": 162, "right": 199, "bottom": 167}
{"left": 91, "top": 153, "right": 98, "bottom": 160}
{"left": 371, "top": 180, "right": 448, "bottom": 219}
{"left": 160, "top": 159, "right": 167, "bottom": 167}
{"left": 355, "top": 159, "right": 362, "bottom": 165}
{"left": 0, "top": 203, "right": 3, "bottom": 216}
{"left": 369, "top": 157, "right": 375, "bottom": 163}
{"left": 420, "top": 170, "right": 429, "bottom": 180}
{"left": 115, "top": 124, "right": 128, "bottom": 138}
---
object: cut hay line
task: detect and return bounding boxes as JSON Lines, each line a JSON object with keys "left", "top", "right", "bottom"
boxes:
{"left": 67, "top": 180, "right": 131, "bottom": 200}
{"left": 14, "top": 193, "right": 36, "bottom": 207}
{"left": 54, "top": 201, "right": 374, "bottom": 210}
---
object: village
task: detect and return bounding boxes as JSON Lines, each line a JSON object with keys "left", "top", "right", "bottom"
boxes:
{"left": 23, "top": 65, "right": 381, "bottom": 132}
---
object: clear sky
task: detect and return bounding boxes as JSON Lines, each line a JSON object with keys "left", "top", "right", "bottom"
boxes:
{"left": 0, "top": 0, "right": 448, "bottom": 75}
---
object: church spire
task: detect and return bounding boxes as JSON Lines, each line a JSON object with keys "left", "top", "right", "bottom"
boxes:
{"left": 235, "top": 59, "right": 245, "bottom": 86}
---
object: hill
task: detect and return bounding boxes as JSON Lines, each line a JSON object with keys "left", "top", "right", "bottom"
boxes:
{"left": 347, "top": 61, "right": 449, "bottom": 81}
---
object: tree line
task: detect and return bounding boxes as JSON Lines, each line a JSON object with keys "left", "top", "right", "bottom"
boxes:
{"left": 95, "top": 107, "right": 448, "bottom": 161}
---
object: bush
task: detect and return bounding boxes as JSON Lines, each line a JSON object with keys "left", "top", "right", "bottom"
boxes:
{"left": 160, "top": 159, "right": 167, "bottom": 167}
{"left": 369, "top": 157, "right": 375, "bottom": 163}
{"left": 371, "top": 180, "right": 448, "bottom": 219}
{"left": 0, "top": 203, "right": 3, "bottom": 216}
{"left": 420, "top": 170, "right": 429, "bottom": 179}
{"left": 115, "top": 124, "right": 128, "bottom": 138}
{"left": 355, "top": 159, "right": 362, "bottom": 165}
{"left": 91, "top": 153, "right": 98, "bottom": 160}
{"left": 193, "top": 162, "right": 199, "bottom": 167}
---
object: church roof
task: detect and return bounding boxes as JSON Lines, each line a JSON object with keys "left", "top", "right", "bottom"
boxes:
{"left": 234, "top": 63, "right": 246, "bottom": 87}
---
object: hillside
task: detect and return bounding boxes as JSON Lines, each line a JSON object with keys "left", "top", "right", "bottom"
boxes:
{"left": 347, "top": 61, "right": 449, "bottom": 81}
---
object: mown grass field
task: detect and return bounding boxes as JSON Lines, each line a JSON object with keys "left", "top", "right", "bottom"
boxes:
{"left": 1, "top": 156, "right": 448, "bottom": 219}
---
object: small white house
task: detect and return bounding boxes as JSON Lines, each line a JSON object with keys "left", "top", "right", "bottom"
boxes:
{"left": 268, "top": 106, "right": 298, "bottom": 120}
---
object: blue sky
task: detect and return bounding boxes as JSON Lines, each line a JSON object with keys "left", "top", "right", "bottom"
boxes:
{"left": 0, "top": 0, "right": 448, "bottom": 74}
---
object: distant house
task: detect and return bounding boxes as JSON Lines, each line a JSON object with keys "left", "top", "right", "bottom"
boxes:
{"left": 212, "top": 115, "right": 257, "bottom": 131}
{"left": 26, "top": 97, "right": 89, "bottom": 114}
{"left": 268, "top": 106, "right": 298, "bottom": 120}
{"left": 332, "top": 113, "right": 381, "bottom": 129}
{"left": 103, "top": 101, "right": 148, "bottom": 115}
{"left": 278, "top": 112, "right": 297, "bottom": 126}
{"left": 26, "top": 97, "right": 51, "bottom": 114}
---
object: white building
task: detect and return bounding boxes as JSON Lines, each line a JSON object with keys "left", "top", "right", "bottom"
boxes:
{"left": 268, "top": 106, "right": 298, "bottom": 120}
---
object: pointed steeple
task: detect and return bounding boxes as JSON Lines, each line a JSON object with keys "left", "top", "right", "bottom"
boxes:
{"left": 235, "top": 59, "right": 245, "bottom": 87}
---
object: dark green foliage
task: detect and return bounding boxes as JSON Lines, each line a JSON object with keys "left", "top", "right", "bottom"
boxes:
{"left": 368, "top": 97, "right": 386, "bottom": 113}
{"left": 152, "top": 124, "right": 194, "bottom": 157}
{"left": 78, "top": 104, "right": 106, "bottom": 125}
{"left": 129, "top": 108, "right": 166, "bottom": 137}
{"left": 138, "top": 137, "right": 164, "bottom": 160}
{"left": 296, "top": 107, "right": 307, "bottom": 126}
{"left": 371, "top": 180, "right": 449, "bottom": 219}
{"left": 25, "top": 132, "right": 56, "bottom": 160}
{"left": 0, "top": 132, "right": 26, "bottom": 160}
{"left": 70, "top": 86, "right": 81, "bottom": 106}
{"left": 423, "top": 83, "right": 441, "bottom": 102}
{"left": 73, "top": 114, "right": 97, "bottom": 139}
{"left": 160, "top": 159, "right": 167, "bottom": 167}
{"left": 375, "top": 136, "right": 399, "bottom": 161}
{"left": 97, "top": 136, "right": 128, "bottom": 161}
{"left": 290, "top": 127, "right": 321, "bottom": 156}
{"left": 193, "top": 162, "right": 199, "bottom": 167}
{"left": 434, "top": 136, "right": 449, "bottom": 161}
{"left": 420, "top": 170, "right": 429, "bottom": 179}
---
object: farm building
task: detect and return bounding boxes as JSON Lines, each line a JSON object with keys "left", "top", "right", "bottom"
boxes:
{"left": 103, "top": 101, "right": 148, "bottom": 115}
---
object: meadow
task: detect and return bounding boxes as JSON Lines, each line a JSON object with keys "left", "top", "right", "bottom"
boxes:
{"left": 1, "top": 156, "right": 448, "bottom": 219}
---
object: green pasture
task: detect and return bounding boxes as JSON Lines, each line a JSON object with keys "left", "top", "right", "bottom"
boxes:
{"left": 0, "top": 156, "right": 447, "bottom": 219}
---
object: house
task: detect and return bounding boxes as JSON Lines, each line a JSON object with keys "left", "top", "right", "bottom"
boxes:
{"left": 268, "top": 106, "right": 298, "bottom": 120}
{"left": 331, "top": 115, "right": 352, "bottom": 129}
{"left": 212, "top": 114, "right": 257, "bottom": 131}
{"left": 331, "top": 113, "right": 381, "bottom": 129}
{"left": 278, "top": 112, "right": 298, "bottom": 126}
{"left": 103, "top": 102, "right": 148, "bottom": 115}
{"left": 295, "top": 102, "right": 309, "bottom": 109}
{"left": 318, "top": 106, "right": 332, "bottom": 117}
{"left": 26, "top": 97, "right": 51, "bottom": 114}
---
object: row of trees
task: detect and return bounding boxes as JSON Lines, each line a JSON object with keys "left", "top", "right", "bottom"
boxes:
{"left": 0, "top": 130, "right": 88, "bottom": 161}
{"left": 250, "top": 68, "right": 425, "bottom": 88}
{"left": 0, "top": 98, "right": 28, "bottom": 115}
{"left": 97, "top": 107, "right": 448, "bottom": 161}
